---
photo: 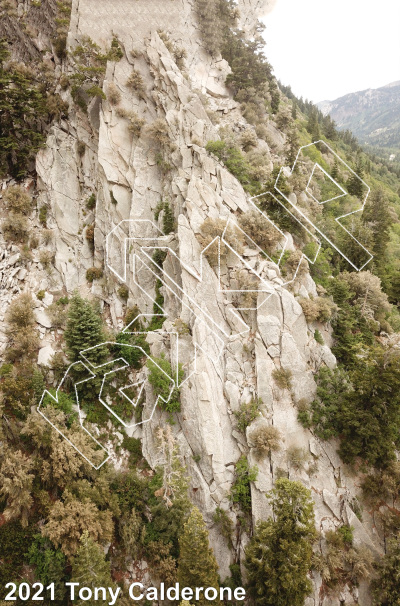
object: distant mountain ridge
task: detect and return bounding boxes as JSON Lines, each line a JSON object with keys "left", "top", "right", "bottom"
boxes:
{"left": 318, "top": 81, "right": 400, "bottom": 154}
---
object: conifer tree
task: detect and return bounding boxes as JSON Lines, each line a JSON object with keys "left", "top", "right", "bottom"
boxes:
{"left": 331, "top": 159, "right": 339, "bottom": 181}
{"left": 0, "top": 449, "right": 34, "bottom": 526}
{"left": 373, "top": 534, "right": 400, "bottom": 605}
{"left": 177, "top": 507, "right": 219, "bottom": 605}
{"left": 306, "top": 108, "right": 320, "bottom": 142}
{"left": 64, "top": 293, "right": 107, "bottom": 363}
{"left": 163, "top": 200, "right": 175, "bottom": 234}
{"left": 362, "top": 187, "right": 391, "bottom": 266}
{"left": 347, "top": 159, "right": 365, "bottom": 199}
{"left": 71, "top": 531, "right": 116, "bottom": 606}
{"left": 0, "top": 40, "right": 48, "bottom": 177}
{"left": 245, "top": 478, "right": 316, "bottom": 606}
{"left": 195, "top": 0, "right": 222, "bottom": 56}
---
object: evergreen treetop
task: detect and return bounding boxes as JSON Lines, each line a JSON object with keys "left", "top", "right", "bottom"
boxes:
{"left": 177, "top": 507, "right": 219, "bottom": 605}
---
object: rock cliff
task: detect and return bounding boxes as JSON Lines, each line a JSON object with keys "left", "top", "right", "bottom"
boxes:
{"left": 0, "top": 1, "right": 383, "bottom": 604}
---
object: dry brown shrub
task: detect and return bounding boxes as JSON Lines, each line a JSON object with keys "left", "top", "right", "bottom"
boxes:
{"left": 250, "top": 425, "right": 281, "bottom": 457}
{"left": 238, "top": 210, "right": 281, "bottom": 254}
{"left": 198, "top": 217, "right": 245, "bottom": 266}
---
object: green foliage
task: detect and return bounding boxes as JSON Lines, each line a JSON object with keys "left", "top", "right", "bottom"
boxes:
{"left": 0, "top": 520, "right": 35, "bottom": 587}
{"left": 234, "top": 398, "right": 260, "bottom": 432}
{"left": 373, "top": 534, "right": 400, "bottom": 605}
{"left": 222, "top": 26, "right": 273, "bottom": 96}
{"left": 314, "top": 329, "right": 324, "bottom": 344}
{"left": 147, "top": 355, "right": 183, "bottom": 415}
{"left": 71, "top": 531, "right": 116, "bottom": 606}
{"left": 86, "top": 267, "right": 103, "bottom": 282}
{"left": 213, "top": 507, "right": 233, "bottom": 548}
{"left": 300, "top": 345, "right": 400, "bottom": 468}
{"left": 245, "top": 479, "right": 316, "bottom": 606}
{"left": 114, "top": 331, "right": 150, "bottom": 369}
{"left": 122, "top": 435, "right": 143, "bottom": 466}
{"left": 69, "top": 36, "right": 122, "bottom": 111}
{"left": 272, "top": 367, "right": 293, "bottom": 390}
{"left": 86, "top": 193, "right": 96, "bottom": 209}
{"left": 64, "top": 293, "right": 107, "bottom": 363}
{"left": 0, "top": 40, "right": 48, "bottom": 177}
{"left": 337, "top": 524, "right": 354, "bottom": 545}
{"left": 230, "top": 455, "right": 258, "bottom": 513}
{"left": 117, "top": 285, "right": 129, "bottom": 300}
{"left": 163, "top": 200, "right": 175, "bottom": 234}
{"left": 145, "top": 497, "right": 190, "bottom": 559}
{"left": 28, "top": 535, "right": 67, "bottom": 604}
{"left": 206, "top": 140, "right": 250, "bottom": 188}
{"left": 177, "top": 507, "right": 219, "bottom": 604}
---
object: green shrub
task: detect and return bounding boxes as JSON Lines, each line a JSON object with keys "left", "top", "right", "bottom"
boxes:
{"left": 230, "top": 455, "right": 258, "bottom": 513}
{"left": 206, "top": 140, "right": 250, "bottom": 187}
{"left": 162, "top": 200, "right": 175, "bottom": 234}
{"left": 213, "top": 507, "right": 233, "bottom": 548}
{"left": 234, "top": 399, "right": 261, "bottom": 432}
{"left": 39, "top": 206, "right": 48, "bottom": 226}
{"left": 37, "top": 290, "right": 45, "bottom": 301}
{"left": 0, "top": 41, "right": 48, "bottom": 177}
{"left": 147, "top": 354, "right": 183, "bottom": 415}
{"left": 272, "top": 367, "right": 292, "bottom": 390}
{"left": 122, "top": 435, "right": 143, "bottom": 466}
{"left": 86, "top": 267, "right": 103, "bottom": 282}
{"left": 86, "top": 194, "right": 96, "bottom": 209}
{"left": 118, "top": 285, "right": 129, "bottom": 300}
{"left": 314, "top": 329, "right": 324, "bottom": 344}
{"left": 114, "top": 332, "right": 150, "bottom": 369}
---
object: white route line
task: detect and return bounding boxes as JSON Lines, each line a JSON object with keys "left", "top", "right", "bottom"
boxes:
{"left": 39, "top": 142, "right": 373, "bottom": 468}
{"left": 275, "top": 140, "right": 373, "bottom": 271}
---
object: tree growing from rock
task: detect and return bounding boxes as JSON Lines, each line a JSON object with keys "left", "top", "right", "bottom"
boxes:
{"left": 64, "top": 293, "right": 107, "bottom": 363}
{"left": 71, "top": 531, "right": 116, "bottom": 606}
{"left": 245, "top": 478, "right": 316, "bottom": 606}
{"left": 177, "top": 507, "right": 219, "bottom": 604}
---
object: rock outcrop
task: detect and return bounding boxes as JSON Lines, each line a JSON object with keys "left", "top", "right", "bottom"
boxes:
{"left": 0, "top": 1, "right": 383, "bottom": 604}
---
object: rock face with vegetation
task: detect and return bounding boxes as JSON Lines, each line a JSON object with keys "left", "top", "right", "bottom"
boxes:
{"left": 1, "top": 1, "right": 400, "bottom": 605}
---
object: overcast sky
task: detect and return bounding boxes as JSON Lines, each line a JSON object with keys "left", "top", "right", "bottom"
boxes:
{"left": 262, "top": 0, "right": 400, "bottom": 102}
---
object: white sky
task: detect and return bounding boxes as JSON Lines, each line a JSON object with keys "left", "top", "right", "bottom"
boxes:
{"left": 262, "top": 0, "right": 400, "bottom": 102}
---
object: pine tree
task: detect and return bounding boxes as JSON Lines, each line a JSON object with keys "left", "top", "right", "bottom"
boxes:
{"left": 323, "top": 115, "right": 337, "bottom": 140}
{"left": 373, "top": 534, "right": 400, "bottom": 605}
{"left": 362, "top": 187, "right": 391, "bottom": 266}
{"left": 245, "top": 478, "right": 316, "bottom": 606}
{"left": 71, "top": 531, "right": 116, "bottom": 606}
{"left": 331, "top": 159, "right": 339, "bottom": 181}
{"left": 177, "top": 507, "right": 219, "bottom": 605}
{"left": 286, "top": 127, "right": 300, "bottom": 167}
{"left": 0, "top": 40, "right": 48, "bottom": 177}
{"left": 306, "top": 108, "right": 320, "bottom": 142}
{"left": 0, "top": 449, "right": 34, "bottom": 526}
{"left": 347, "top": 159, "right": 365, "bottom": 199}
{"left": 64, "top": 293, "right": 107, "bottom": 363}
{"left": 195, "top": 0, "right": 222, "bottom": 56}
{"left": 291, "top": 102, "right": 297, "bottom": 120}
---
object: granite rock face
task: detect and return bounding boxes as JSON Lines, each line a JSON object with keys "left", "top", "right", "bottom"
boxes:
{"left": 0, "top": 1, "right": 380, "bottom": 603}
